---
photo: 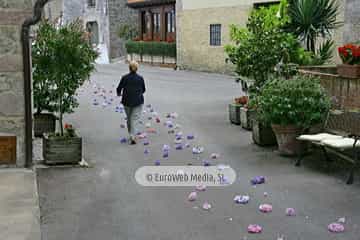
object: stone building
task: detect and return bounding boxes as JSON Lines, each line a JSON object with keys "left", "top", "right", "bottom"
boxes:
{"left": 175, "top": 0, "right": 352, "bottom": 73}
{"left": 0, "top": 0, "right": 33, "bottom": 166}
{"left": 43, "top": 0, "right": 137, "bottom": 61}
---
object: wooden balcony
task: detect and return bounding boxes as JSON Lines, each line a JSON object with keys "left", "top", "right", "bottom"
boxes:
{"left": 127, "top": 0, "right": 175, "bottom": 8}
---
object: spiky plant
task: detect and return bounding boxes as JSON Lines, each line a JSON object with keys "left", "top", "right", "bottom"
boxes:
{"left": 288, "top": 0, "right": 341, "bottom": 53}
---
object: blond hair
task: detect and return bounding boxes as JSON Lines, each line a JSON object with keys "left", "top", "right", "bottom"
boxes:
{"left": 129, "top": 61, "right": 139, "bottom": 73}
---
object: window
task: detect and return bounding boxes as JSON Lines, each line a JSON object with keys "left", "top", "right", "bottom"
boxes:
{"left": 166, "top": 10, "right": 175, "bottom": 33}
{"left": 210, "top": 24, "right": 221, "bottom": 46}
{"left": 88, "top": 0, "right": 96, "bottom": 7}
{"left": 253, "top": 1, "right": 280, "bottom": 9}
{"left": 153, "top": 13, "right": 161, "bottom": 33}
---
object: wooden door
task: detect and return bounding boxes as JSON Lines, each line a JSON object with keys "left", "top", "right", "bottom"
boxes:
{"left": 0, "top": 136, "right": 16, "bottom": 164}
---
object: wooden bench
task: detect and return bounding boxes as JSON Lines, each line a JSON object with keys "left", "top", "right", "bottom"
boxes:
{"left": 297, "top": 110, "right": 360, "bottom": 184}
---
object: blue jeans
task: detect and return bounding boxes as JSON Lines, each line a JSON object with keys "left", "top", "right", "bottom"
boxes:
{"left": 124, "top": 105, "right": 143, "bottom": 139}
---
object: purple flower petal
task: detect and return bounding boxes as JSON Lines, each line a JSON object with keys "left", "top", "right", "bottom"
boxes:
{"left": 187, "top": 135, "right": 195, "bottom": 140}
{"left": 176, "top": 144, "right": 183, "bottom": 150}
{"left": 203, "top": 160, "right": 211, "bottom": 166}
{"left": 251, "top": 176, "right": 266, "bottom": 185}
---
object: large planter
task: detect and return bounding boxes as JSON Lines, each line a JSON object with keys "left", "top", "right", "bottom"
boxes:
{"left": 43, "top": 134, "right": 82, "bottom": 165}
{"left": 33, "top": 113, "right": 56, "bottom": 137}
{"left": 337, "top": 64, "right": 360, "bottom": 78}
{"left": 271, "top": 124, "right": 306, "bottom": 156}
{"left": 240, "top": 107, "right": 255, "bottom": 130}
{"left": 252, "top": 119, "right": 277, "bottom": 146}
{"left": 229, "top": 103, "right": 242, "bottom": 125}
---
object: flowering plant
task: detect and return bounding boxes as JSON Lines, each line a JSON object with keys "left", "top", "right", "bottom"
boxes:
{"left": 64, "top": 124, "right": 76, "bottom": 137}
{"left": 338, "top": 43, "right": 360, "bottom": 65}
{"left": 234, "top": 96, "right": 248, "bottom": 105}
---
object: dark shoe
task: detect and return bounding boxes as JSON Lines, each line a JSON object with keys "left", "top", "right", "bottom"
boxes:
{"left": 129, "top": 138, "right": 137, "bottom": 145}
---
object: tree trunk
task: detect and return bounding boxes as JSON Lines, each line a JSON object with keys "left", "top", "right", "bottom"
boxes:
{"left": 59, "top": 97, "right": 63, "bottom": 136}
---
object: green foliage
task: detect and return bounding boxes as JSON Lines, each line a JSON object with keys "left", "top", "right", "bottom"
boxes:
{"left": 125, "top": 41, "right": 176, "bottom": 58}
{"left": 32, "top": 20, "right": 98, "bottom": 136}
{"left": 314, "top": 39, "right": 335, "bottom": 65}
{"left": 32, "top": 22, "right": 58, "bottom": 114}
{"left": 288, "top": 0, "right": 341, "bottom": 53}
{"left": 117, "top": 24, "right": 138, "bottom": 40}
{"left": 257, "top": 75, "right": 331, "bottom": 129}
{"left": 225, "top": 5, "right": 304, "bottom": 94}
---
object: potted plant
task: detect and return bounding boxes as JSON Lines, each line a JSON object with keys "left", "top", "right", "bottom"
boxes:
{"left": 43, "top": 124, "right": 82, "bottom": 165}
{"left": 225, "top": 4, "right": 303, "bottom": 136}
{"left": 33, "top": 20, "right": 98, "bottom": 164}
{"left": 257, "top": 75, "right": 331, "bottom": 156}
{"left": 229, "top": 96, "right": 248, "bottom": 125}
{"left": 338, "top": 43, "right": 360, "bottom": 78}
{"left": 32, "top": 22, "right": 58, "bottom": 137}
{"left": 249, "top": 96, "right": 277, "bottom": 146}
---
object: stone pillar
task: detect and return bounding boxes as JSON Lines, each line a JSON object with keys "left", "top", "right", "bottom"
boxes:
{"left": 344, "top": 0, "right": 360, "bottom": 43}
{"left": 0, "top": 0, "right": 33, "bottom": 166}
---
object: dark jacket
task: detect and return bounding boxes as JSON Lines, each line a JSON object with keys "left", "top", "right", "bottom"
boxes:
{"left": 117, "top": 72, "right": 146, "bottom": 107}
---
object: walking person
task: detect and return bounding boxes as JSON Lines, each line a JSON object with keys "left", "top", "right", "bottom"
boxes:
{"left": 117, "top": 61, "right": 146, "bottom": 145}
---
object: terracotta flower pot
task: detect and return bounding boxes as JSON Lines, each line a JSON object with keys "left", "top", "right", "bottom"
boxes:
{"left": 271, "top": 124, "right": 306, "bottom": 156}
{"left": 337, "top": 64, "right": 360, "bottom": 78}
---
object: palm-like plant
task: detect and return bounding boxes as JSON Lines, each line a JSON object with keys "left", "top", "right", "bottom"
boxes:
{"left": 288, "top": 0, "right": 341, "bottom": 53}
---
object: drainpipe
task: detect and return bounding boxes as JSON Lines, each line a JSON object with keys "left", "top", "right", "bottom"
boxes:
{"left": 21, "top": 0, "right": 49, "bottom": 168}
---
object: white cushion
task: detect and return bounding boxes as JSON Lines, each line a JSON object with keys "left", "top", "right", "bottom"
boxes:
{"left": 298, "top": 133, "right": 343, "bottom": 142}
{"left": 321, "top": 138, "right": 360, "bottom": 149}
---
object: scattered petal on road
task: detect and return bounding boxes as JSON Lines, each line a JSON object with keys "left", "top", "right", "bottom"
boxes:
{"left": 248, "top": 224, "right": 262, "bottom": 234}
{"left": 286, "top": 208, "right": 296, "bottom": 216}
{"left": 234, "top": 195, "right": 250, "bottom": 204}
{"left": 188, "top": 192, "right": 197, "bottom": 202}
{"left": 251, "top": 176, "right": 266, "bottom": 185}
{"left": 195, "top": 184, "right": 207, "bottom": 192}
{"left": 328, "top": 223, "right": 345, "bottom": 233}
{"left": 187, "top": 135, "right": 195, "bottom": 140}
{"left": 202, "top": 202, "right": 212, "bottom": 211}
{"left": 259, "top": 204, "right": 273, "bottom": 213}
{"left": 192, "top": 146, "right": 204, "bottom": 154}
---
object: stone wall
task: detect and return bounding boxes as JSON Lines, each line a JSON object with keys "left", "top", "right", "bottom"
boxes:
{"left": 44, "top": 0, "right": 63, "bottom": 21}
{"left": 176, "top": 5, "right": 251, "bottom": 73}
{"left": 0, "top": 0, "right": 33, "bottom": 166}
{"left": 108, "top": 0, "right": 137, "bottom": 59}
{"left": 344, "top": 0, "right": 360, "bottom": 44}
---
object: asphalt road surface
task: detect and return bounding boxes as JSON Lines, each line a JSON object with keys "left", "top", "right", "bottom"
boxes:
{"left": 37, "top": 63, "right": 360, "bottom": 240}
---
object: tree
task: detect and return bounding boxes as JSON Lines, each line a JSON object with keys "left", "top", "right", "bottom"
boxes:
{"left": 287, "top": 0, "right": 341, "bottom": 53}
{"left": 32, "top": 20, "right": 98, "bottom": 136}
{"left": 225, "top": 5, "right": 302, "bottom": 94}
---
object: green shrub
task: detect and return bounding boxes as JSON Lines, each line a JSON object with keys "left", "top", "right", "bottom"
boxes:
{"left": 125, "top": 41, "right": 176, "bottom": 58}
{"left": 225, "top": 5, "right": 305, "bottom": 94}
{"left": 257, "top": 75, "right": 331, "bottom": 129}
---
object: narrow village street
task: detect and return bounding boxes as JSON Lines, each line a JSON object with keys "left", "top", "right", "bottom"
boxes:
{"left": 36, "top": 63, "right": 360, "bottom": 240}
